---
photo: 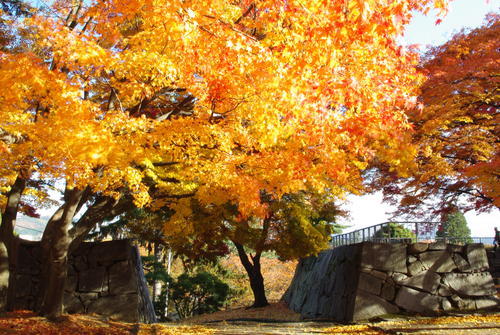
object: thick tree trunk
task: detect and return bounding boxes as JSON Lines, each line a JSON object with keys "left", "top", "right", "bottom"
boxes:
{"left": 0, "top": 175, "right": 27, "bottom": 310}
{"left": 233, "top": 242, "right": 269, "bottom": 308}
{"left": 39, "top": 186, "right": 85, "bottom": 319}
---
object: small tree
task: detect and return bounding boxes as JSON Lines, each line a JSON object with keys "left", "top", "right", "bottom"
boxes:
{"left": 436, "top": 211, "right": 472, "bottom": 243}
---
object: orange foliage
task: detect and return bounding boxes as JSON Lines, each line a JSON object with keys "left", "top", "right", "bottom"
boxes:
{"left": 1, "top": 0, "right": 451, "bottom": 218}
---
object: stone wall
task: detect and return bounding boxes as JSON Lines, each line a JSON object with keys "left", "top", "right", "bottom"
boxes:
{"left": 284, "top": 242, "right": 499, "bottom": 322}
{"left": 12, "top": 239, "right": 156, "bottom": 323}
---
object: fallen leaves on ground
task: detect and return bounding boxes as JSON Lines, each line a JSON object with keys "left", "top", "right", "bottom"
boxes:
{"left": 0, "top": 311, "right": 214, "bottom": 335}
{"left": 181, "top": 301, "right": 302, "bottom": 324}
{"left": 324, "top": 314, "right": 500, "bottom": 334}
{"left": 323, "top": 324, "right": 386, "bottom": 335}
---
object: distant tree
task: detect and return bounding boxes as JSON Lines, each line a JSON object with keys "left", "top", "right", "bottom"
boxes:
{"left": 374, "top": 223, "right": 416, "bottom": 240}
{"left": 436, "top": 211, "right": 472, "bottom": 243}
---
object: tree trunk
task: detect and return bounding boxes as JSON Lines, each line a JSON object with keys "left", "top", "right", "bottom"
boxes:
{"left": 39, "top": 186, "right": 85, "bottom": 319}
{"left": 0, "top": 214, "right": 8, "bottom": 311}
{"left": 164, "top": 248, "right": 172, "bottom": 318}
{"left": 233, "top": 242, "right": 268, "bottom": 308}
{"left": 0, "top": 175, "right": 27, "bottom": 310}
{"left": 152, "top": 243, "right": 162, "bottom": 304}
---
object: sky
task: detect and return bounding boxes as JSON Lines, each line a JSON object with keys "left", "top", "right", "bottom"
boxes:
{"left": 339, "top": 0, "right": 500, "bottom": 237}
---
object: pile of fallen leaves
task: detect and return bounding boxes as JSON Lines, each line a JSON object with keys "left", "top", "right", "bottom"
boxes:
{"left": 0, "top": 311, "right": 214, "bottom": 335}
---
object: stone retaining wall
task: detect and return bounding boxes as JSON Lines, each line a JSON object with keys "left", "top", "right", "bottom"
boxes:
{"left": 284, "top": 242, "right": 499, "bottom": 321}
{"left": 12, "top": 239, "right": 156, "bottom": 323}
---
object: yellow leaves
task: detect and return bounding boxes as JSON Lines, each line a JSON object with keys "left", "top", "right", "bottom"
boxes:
{"left": 453, "top": 116, "right": 473, "bottom": 123}
{"left": 324, "top": 324, "right": 385, "bottom": 335}
{"left": 1, "top": 0, "right": 455, "bottom": 223}
{"left": 137, "top": 324, "right": 214, "bottom": 335}
{"left": 324, "top": 314, "right": 500, "bottom": 334}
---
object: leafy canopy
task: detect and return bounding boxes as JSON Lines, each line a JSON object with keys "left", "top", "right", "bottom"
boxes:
{"left": 1, "top": 0, "right": 450, "bottom": 219}
{"left": 373, "top": 14, "right": 499, "bottom": 219}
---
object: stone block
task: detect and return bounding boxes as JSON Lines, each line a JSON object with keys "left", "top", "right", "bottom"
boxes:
{"left": 16, "top": 245, "right": 40, "bottom": 275}
{"left": 391, "top": 272, "right": 409, "bottom": 284}
{"left": 360, "top": 242, "right": 407, "bottom": 273}
{"left": 452, "top": 253, "right": 470, "bottom": 272}
{"left": 437, "top": 285, "right": 452, "bottom": 297}
{"left": 443, "top": 272, "right": 496, "bottom": 296}
{"left": 450, "top": 295, "right": 476, "bottom": 310}
{"left": 71, "top": 242, "right": 92, "bottom": 258}
{"left": 408, "top": 243, "right": 428, "bottom": 254}
{"left": 381, "top": 282, "right": 396, "bottom": 301}
{"left": 67, "top": 264, "right": 77, "bottom": 277}
{"left": 63, "top": 293, "right": 83, "bottom": 314}
{"left": 353, "top": 289, "right": 399, "bottom": 321}
{"left": 13, "top": 239, "right": 153, "bottom": 323}
{"left": 89, "top": 240, "right": 131, "bottom": 265}
{"left": 428, "top": 241, "right": 447, "bottom": 250}
{"left": 78, "top": 292, "right": 99, "bottom": 309}
{"left": 447, "top": 244, "right": 463, "bottom": 253}
{"left": 73, "top": 256, "right": 89, "bottom": 272}
{"left": 87, "top": 294, "right": 140, "bottom": 322}
{"left": 395, "top": 287, "right": 440, "bottom": 314}
{"left": 475, "top": 297, "right": 500, "bottom": 310}
{"left": 420, "top": 251, "right": 457, "bottom": 273}
{"left": 14, "top": 275, "right": 32, "bottom": 298}
{"left": 408, "top": 255, "right": 418, "bottom": 263}
{"left": 441, "top": 298, "right": 453, "bottom": 311}
{"left": 465, "top": 244, "right": 489, "bottom": 271}
{"left": 408, "top": 260, "right": 426, "bottom": 276}
{"left": 65, "top": 275, "right": 77, "bottom": 292}
{"left": 358, "top": 272, "right": 383, "bottom": 295}
{"left": 109, "top": 261, "right": 137, "bottom": 295}
{"left": 370, "top": 270, "right": 387, "bottom": 281}
{"left": 79, "top": 266, "right": 106, "bottom": 292}
{"left": 399, "top": 271, "right": 441, "bottom": 294}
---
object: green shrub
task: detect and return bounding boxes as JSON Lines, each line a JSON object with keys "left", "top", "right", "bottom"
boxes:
{"left": 170, "top": 271, "right": 230, "bottom": 318}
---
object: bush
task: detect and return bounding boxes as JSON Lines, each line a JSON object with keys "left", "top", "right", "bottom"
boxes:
{"left": 170, "top": 271, "right": 230, "bottom": 318}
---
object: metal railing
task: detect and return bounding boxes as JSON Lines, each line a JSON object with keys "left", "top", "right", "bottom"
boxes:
{"left": 330, "top": 221, "right": 493, "bottom": 247}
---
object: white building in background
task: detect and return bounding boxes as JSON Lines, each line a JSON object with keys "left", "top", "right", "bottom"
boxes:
{"left": 14, "top": 215, "right": 46, "bottom": 241}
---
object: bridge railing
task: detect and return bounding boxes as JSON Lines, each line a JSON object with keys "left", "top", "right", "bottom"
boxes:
{"left": 330, "top": 221, "right": 493, "bottom": 247}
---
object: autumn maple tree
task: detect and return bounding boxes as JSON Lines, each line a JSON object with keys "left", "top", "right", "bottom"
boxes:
{"left": 1, "top": 0, "right": 450, "bottom": 318}
{"left": 373, "top": 14, "right": 499, "bottom": 219}
{"left": 166, "top": 191, "right": 345, "bottom": 307}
